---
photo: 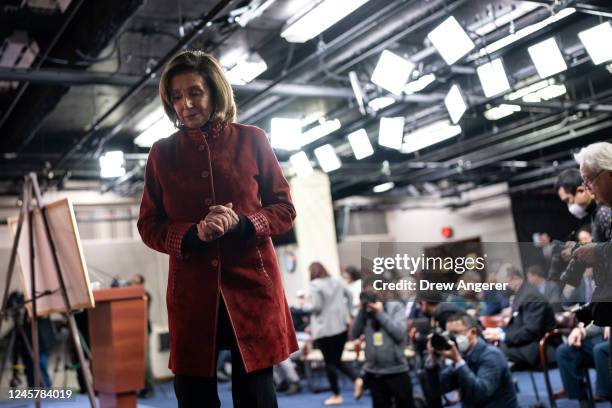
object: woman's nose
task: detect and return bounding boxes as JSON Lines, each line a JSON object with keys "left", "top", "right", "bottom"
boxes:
{"left": 185, "top": 97, "right": 194, "bottom": 108}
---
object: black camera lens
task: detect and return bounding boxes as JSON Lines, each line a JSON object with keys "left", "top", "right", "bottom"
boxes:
{"left": 431, "top": 332, "right": 456, "bottom": 351}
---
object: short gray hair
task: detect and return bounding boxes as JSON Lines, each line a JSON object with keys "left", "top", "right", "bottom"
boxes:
{"left": 574, "top": 142, "right": 612, "bottom": 171}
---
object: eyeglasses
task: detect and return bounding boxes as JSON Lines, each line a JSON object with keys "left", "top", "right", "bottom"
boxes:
{"left": 582, "top": 169, "right": 605, "bottom": 189}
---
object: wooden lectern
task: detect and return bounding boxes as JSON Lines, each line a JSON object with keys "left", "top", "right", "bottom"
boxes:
{"left": 88, "top": 286, "right": 147, "bottom": 408}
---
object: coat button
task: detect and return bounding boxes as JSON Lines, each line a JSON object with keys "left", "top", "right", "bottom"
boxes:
{"left": 211, "top": 259, "right": 219, "bottom": 267}
{"left": 198, "top": 145, "right": 205, "bottom": 151}
{"left": 204, "top": 198, "right": 212, "bottom": 206}
{"left": 201, "top": 171, "right": 209, "bottom": 178}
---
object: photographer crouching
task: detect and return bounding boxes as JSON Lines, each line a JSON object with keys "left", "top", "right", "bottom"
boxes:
{"left": 424, "top": 313, "right": 518, "bottom": 408}
{"left": 351, "top": 291, "right": 416, "bottom": 408}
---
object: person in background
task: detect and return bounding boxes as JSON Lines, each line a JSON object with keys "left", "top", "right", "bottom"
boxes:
{"left": 273, "top": 291, "right": 311, "bottom": 396}
{"left": 577, "top": 225, "right": 593, "bottom": 244}
{"left": 290, "top": 290, "right": 310, "bottom": 333}
{"left": 341, "top": 265, "right": 362, "bottom": 315}
{"left": 525, "top": 264, "right": 562, "bottom": 311}
{"left": 482, "top": 266, "right": 556, "bottom": 367}
{"left": 351, "top": 293, "right": 416, "bottom": 408}
{"left": 556, "top": 168, "right": 612, "bottom": 243}
{"left": 304, "top": 262, "right": 359, "bottom": 406}
{"left": 448, "top": 271, "right": 487, "bottom": 317}
{"left": 555, "top": 324, "right": 609, "bottom": 406}
{"left": 130, "top": 274, "right": 155, "bottom": 398}
{"left": 424, "top": 313, "right": 518, "bottom": 408}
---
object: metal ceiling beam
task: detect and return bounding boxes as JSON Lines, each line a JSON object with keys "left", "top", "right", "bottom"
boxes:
{"left": 0, "top": 67, "right": 355, "bottom": 98}
{"left": 239, "top": 0, "right": 466, "bottom": 123}
{"left": 0, "top": 0, "right": 85, "bottom": 130}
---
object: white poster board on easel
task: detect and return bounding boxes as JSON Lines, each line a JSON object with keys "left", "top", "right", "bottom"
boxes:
{"left": 8, "top": 197, "right": 95, "bottom": 316}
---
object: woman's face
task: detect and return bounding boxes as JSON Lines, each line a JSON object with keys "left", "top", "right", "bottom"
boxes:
{"left": 170, "top": 71, "right": 213, "bottom": 129}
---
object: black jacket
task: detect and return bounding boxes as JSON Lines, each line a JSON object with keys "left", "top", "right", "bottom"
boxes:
{"left": 504, "top": 282, "right": 555, "bottom": 348}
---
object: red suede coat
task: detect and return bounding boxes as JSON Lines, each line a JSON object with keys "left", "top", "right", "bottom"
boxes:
{"left": 137, "top": 121, "right": 298, "bottom": 376}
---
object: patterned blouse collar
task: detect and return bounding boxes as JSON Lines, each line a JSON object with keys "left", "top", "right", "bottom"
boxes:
{"left": 182, "top": 121, "right": 229, "bottom": 142}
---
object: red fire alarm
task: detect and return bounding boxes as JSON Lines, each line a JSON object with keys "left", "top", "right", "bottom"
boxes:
{"left": 441, "top": 226, "right": 453, "bottom": 239}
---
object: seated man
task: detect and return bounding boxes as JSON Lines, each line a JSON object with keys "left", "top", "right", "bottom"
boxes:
{"left": 482, "top": 266, "right": 556, "bottom": 366}
{"left": 526, "top": 264, "right": 562, "bottom": 312}
{"left": 424, "top": 313, "right": 518, "bottom": 408}
{"left": 556, "top": 324, "right": 609, "bottom": 407}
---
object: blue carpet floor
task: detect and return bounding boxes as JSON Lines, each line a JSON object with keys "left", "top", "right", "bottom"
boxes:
{"left": 0, "top": 368, "right": 608, "bottom": 407}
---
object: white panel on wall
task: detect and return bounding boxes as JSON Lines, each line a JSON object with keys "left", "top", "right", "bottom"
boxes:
{"left": 290, "top": 170, "right": 341, "bottom": 291}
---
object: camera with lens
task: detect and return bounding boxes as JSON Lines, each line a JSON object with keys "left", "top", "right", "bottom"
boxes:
{"left": 430, "top": 331, "right": 457, "bottom": 351}
{"left": 572, "top": 303, "right": 594, "bottom": 324}
{"left": 548, "top": 240, "right": 586, "bottom": 287}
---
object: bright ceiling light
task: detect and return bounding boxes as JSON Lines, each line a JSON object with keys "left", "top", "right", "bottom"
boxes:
{"left": 368, "top": 96, "right": 396, "bottom": 112}
{"left": 528, "top": 37, "right": 567, "bottom": 78}
{"left": 401, "top": 120, "right": 461, "bottom": 154}
{"left": 524, "top": 83, "right": 566, "bottom": 102}
{"left": 225, "top": 52, "right": 267, "bottom": 85}
{"left": 476, "top": 58, "right": 510, "bottom": 97}
{"left": 404, "top": 73, "right": 436, "bottom": 94}
{"left": 314, "top": 144, "right": 342, "bottom": 172}
{"left": 234, "top": 0, "right": 276, "bottom": 27}
{"left": 347, "top": 129, "right": 374, "bottom": 160}
{"left": 289, "top": 151, "right": 313, "bottom": 177}
{"left": 281, "top": 0, "right": 370, "bottom": 43}
{"left": 378, "top": 117, "right": 405, "bottom": 150}
{"left": 135, "top": 106, "right": 165, "bottom": 132}
{"left": 271, "top": 118, "right": 302, "bottom": 151}
{"left": 371, "top": 50, "right": 415, "bottom": 95}
{"left": 484, "top": 104, "right": 522, "bottom": 120}
{"left": 505, "top": 79, "right": 552, "bottom": 100}
{"left": 444, "top": 84, "right": 467, "bottom": 124}
{"left": 478, "top": 7, "right": 576, "bottom": 56}
{"left": 427, "top": 16, "right": 475, "bottom": 65}
{"left": 301, "top": 119, "right": 341, "bottom": 145}
{"left": 134, "top": 116, "right": 175, "bottom": 147}
{"left": 506, "top": 79, "right": 567, "bottom": 102}
{"left": 99, "top": 151, "right": 126, "bottom": 178}
{"left": 373, "top": 182, "right": 395, "bottom": 193}
{"left": 578, "top": 22, "right": 612, "bottom": 65}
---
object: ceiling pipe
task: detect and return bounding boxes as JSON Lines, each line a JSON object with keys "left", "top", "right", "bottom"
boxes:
{"left": 0, "top": 0, "right": 85, "bottom": 130}
{"left": 0, "top": 67, "right": 356, "bottom": 98}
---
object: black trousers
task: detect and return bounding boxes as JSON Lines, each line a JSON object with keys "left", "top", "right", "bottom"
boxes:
{"left": 316, "top": 331, "right": 357, "bottom": 395}
{"left": 173, "top": 298, "right": 277, "bottom": 408}
{"left": 368, "top": 371, "right": 416, "bottom": 408}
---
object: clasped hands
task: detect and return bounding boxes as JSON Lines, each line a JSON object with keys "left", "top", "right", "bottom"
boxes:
{"left": 197, "top": 202, "right": 239, "bottom": 242}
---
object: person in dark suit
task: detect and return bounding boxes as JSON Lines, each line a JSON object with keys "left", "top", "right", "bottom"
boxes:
{"left": 424, "top": 313, "right": 518, "bottom": 408}
{"left": 526, "top": 264, "right": 562, "bottom": 312}
{"left": 482, "top": 266, "right": 556, "bottom": 366}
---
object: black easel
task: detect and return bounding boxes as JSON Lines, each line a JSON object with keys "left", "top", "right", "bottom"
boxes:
{"left": 0, "top": 173, "right": 96, "bottom": 407}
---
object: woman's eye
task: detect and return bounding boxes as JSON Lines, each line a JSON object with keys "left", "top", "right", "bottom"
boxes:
{"left": 190, "top": 91, "right": 202, "bottom": 98}
{"left": 171, "top": 94, "right": 181, "bottom": 101}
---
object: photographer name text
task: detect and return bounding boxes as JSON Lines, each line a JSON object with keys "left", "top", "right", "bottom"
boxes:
{"left": 373, "top": 279, "right": 508, "bottom": 293}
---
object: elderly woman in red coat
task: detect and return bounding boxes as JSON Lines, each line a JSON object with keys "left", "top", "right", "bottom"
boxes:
{"left": 137, "top": 50, "right": 298, "bottom": 408}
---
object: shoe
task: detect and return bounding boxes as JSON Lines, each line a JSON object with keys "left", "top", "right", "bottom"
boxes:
{"left": 354, "top": 377, "right": 364, "bottom": 400}
{"left": 275, "top": 380, "right": 289, "bottom": 392}
{"left": 284, "top": 382, "right": 301, "bottom": 395}
{"left": 324, "top": 395, "right": 343, "bottom": 406}
{"left": 137, "top": 388, "right": 154, "bottom": 399}
{"left": 594, "top": 395, "right": 608, "bottom": 402}
{"left": 553, "top": 388, "right": 566, "bottom": 400}
{"left": 217, "top": 371, "right": 230, "bottom": 383}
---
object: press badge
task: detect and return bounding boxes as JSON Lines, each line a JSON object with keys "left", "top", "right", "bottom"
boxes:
{"left": 373, "top": 332, "right": 383, "bottom": 347}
